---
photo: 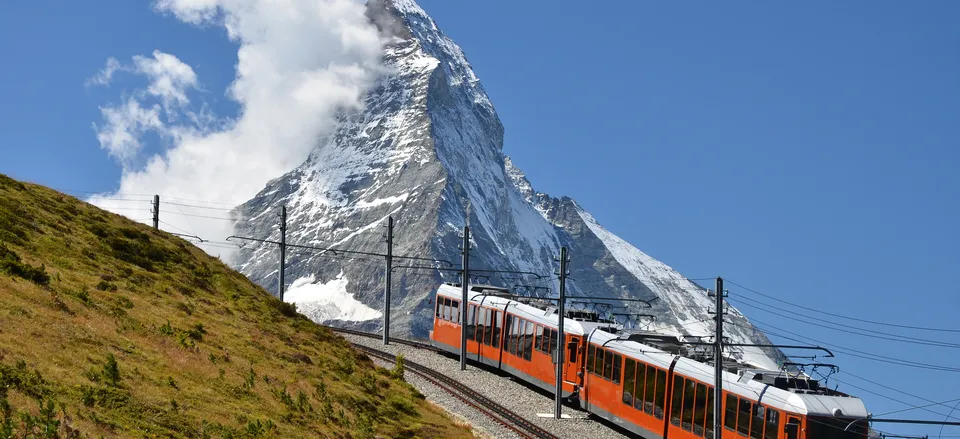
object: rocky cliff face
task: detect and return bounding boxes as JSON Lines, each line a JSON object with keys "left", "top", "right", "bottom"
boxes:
{"left": 233, "top": 0, "right": 783, "bottom": 369}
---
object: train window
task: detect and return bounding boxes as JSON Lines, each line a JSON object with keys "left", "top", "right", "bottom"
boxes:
{"left": 694, "top": 382, "right": 707, "bottom": 436}
{"left": 436, "top": 300, "right": 441, "bottom": 318}
{"left": 612, "top": 354, "right": 621, "bottom": 384}
{"left": 602, "top": 349, "right": 613, "bottom": 380}
{"left": 670, "top": 376, "right": 683, "bottom": 426}
{"left": 705, "top": 386, "right": 715, "bottom": 438}
{"left": 475, "top": 307, "right": 486, "bottom": 342}
{"left": 763, "top": 408, "right": 779, "bottom": 439}
{"left": 512, "top": 318, "right": 524, "bottom": 357}
{"left": 633, "top": 362, "right": 645, "bottom": 411}
{"left": 595, "top": 348, "right": 604, "bottom": 377}
{"left": 517, "top": 319, "right": 527, "bottom": 358}
{"left": 623, "top": 358, "right": 636, "bottom": 406}
{"left": 587, "top": 345, "right": 595, "bottom": 374}
{"left": 784, "top": 418, "right": 799, "bottom": 439}
{"left": 724, "top": 394, "right": 737, "bottom": 431}
{"left": 492, "top": 311, "right": 501, "bottom": 348}
{"left": 440, "top": 298, "right": 448, "bottom": 321}
{"left": 737, "top": 398, "right": 752, "bottom": 436}
{"left": 549, "top": 329, "right": 558, "bottom": 357}
{"left": 682, "top": 379, "right": 696, "bottom": 431}
{"left": 643, "top": 365, "right": 656, "bottom": 415}
{"left": 505, "top": 316, "right": 515, "bottom": 354}
{"left": 469, "top": 305, "right": 478, "bottom": 339}
{"left": 535, "top": 326, "right": 545, "bottom": 353}
{"left": 568, "top": 337, "right": 579, "bottom": 364}
{"left": 653, "top": 368, "right": 666, "bottom": 419}
{"left": 451, "top": 300, "right": 460, "bottom": 323}
{"left": 523, "top": 321, "right": 534, "bottom": 361}
{"left": 484, "top": 309, "right": 494, "bottom": 346}
{"left": 750, "top": 404, "right": 764, "bottom": 439}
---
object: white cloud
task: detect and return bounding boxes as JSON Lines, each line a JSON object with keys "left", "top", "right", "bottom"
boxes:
{"left": 94, "top": 98, "right": 164, "bottom": 163}
{"left": 133, "top": 50, "right": 199, "bottom": 109}
{"left": 88, "top": 0, "right": 384, "bottom": 263}
{"left": 87, "top": 57, "right": 122, "bottom": 86}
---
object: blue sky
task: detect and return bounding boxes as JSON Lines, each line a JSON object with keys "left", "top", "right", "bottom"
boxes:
{"left": 2, "top": 1, "right": 959, "bottom": 436}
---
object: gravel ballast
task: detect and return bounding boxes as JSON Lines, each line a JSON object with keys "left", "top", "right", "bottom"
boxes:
{"left": 344, "top": 333, "right": 634, "bottom": 439}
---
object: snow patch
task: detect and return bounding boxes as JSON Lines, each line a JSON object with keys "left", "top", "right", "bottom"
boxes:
{"left": 285, "top": 272, "right": 382, "bottom": 323}
{"left": 355, "top": 193, "right": 408, "bottom": 208}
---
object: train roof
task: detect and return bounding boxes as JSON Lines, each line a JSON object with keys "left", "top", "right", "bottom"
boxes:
{"left": 436, "top": 283, "right": 868, "bottom": 418}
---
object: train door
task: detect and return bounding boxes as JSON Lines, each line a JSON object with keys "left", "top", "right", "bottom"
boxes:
{"left": 563, "top": 336, "right": 580, "bottom": 381}
{"left": 785, "top": 416, "right": 800, "bottom": 439}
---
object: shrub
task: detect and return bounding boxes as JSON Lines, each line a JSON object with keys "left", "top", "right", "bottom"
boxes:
{"left": 392, "top": 354, "right": 405, "bottom": 380}
{"left": 102, "top": 354, "right": 120, "bottom": 387}
{"left": 96, "top": 280, "right": 117, "bottom": 292}
{"left": 0, "top": 245, "right": 50, "bottom": 286}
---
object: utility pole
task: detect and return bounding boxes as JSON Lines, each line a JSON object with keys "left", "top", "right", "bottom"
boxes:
{"left": 152, "top": 195, "right": 159, "bottom": 229}
{"left": 460, "top": 226, "right": 470, "bottom": 371}
{"left": 555, "top": 246, "right": 569, "bottom": 419}
{"left": 278, "top": 206, "right": 287, "bottom": 301}
{"left": 383, "top": 216, "right": 394, "bottom": 345}
{"left": 713, "top": 276, "right": 725, "bottom": 438}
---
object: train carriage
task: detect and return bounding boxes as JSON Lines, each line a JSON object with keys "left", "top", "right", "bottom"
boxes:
{"left": 430, "top": 283, "right": 870, "bottom": 439}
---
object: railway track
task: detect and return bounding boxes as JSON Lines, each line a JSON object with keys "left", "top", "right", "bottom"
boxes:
{"left": 329, "top": 327, "right": 437, "bottom": 351}
{"left": 328, "top": 327, "right": 561, "bottom": 439}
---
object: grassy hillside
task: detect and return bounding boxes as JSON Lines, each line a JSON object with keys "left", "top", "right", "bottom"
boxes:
{"left": 0, "top": 174, "right": 474, "bottom": 439}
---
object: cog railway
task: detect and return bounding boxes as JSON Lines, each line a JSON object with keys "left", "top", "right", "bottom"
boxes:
{"left": 429, "top": 283, "right": 870, "bottom": 439}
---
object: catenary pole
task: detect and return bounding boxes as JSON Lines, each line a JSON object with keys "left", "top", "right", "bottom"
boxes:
{"left": 460, "top": 226, "right": 470, "bottom": 371}
{"left": 383, "top": 216, "right": 394, "bottom": 345}
{"left": 152, "top": 195, "right": 159, "bottom": 229}
{"left": 555, "top": 246, "right": 568, "bottom": 419}
{"left": 278, "top": 206, "right": 287, "bottom": 301}
{"left": 714, "top": 276, "right": 724, "bottom": 438}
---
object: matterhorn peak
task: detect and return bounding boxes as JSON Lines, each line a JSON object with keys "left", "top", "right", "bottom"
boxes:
{"left": 234, "top": 0, "right": 784, "bottom": 369}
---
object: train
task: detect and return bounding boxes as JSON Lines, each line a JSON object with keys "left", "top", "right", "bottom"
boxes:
{"left": 429, "top": 283, "right": 870, "bottom": 439}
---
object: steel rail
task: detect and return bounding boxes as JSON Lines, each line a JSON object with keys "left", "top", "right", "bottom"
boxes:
{"left": 349, "top": 344, "right": 560, "bottom": 439}
{"left": 328, "top": 327, "right": 560, "bottom": 439}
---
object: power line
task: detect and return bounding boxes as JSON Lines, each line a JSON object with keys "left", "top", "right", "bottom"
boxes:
{"left": 163, "top": 201, "right": 235, "bottom": 211}
{"left": 159, "top": 210, "right": 236, "bottom": 221}
{"left": 876, "top": 398, "right": 960, "bottom": 417}
{"left": 727, "top": 279, "right": 960, "bottom": 333}
{"left": 729, "top": 297, "right": 960, "bottom": 349}
{"left": 842, "top": 371, "right": 960, "bottom": 419}
{"left": 158, "top": 220, "right": 195, "bottom": 236}
{"left": 728, "top": 319, "right": 960, "bottom": 372}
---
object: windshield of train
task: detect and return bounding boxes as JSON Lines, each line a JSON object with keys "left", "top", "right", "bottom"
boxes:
{"left": 806, "top": 417, "right": 868, "bottom": 439}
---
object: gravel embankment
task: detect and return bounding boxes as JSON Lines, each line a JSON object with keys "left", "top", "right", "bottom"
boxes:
{"left": 343, "top": 333, "right": 634, "bottom": 439}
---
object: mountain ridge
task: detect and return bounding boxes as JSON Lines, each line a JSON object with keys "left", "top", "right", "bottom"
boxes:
{"left": 233, "top": 0, "right": 784, "bottom": 370}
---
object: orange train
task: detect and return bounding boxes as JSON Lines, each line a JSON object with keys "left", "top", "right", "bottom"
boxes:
{"left": 430, "top": 284, "right": 870, "bottom": 439}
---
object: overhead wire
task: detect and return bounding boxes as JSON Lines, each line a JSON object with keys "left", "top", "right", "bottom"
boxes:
{"left": 163, "top": 201, "right": 235, "bottom": 211}
{"left": 738, "top": 318, "right": 960, "bottom": 372}
{"left": 726, "top": 279, "right": 960, "bottom": 333}
{"left": 728, "top": 297, "right": 960, "bottom": 349}
{"left": 159, "top": 210, "right": 236, "bottom": 221}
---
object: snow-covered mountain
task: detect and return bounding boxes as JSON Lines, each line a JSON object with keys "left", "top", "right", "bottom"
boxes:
{"left": 233, "top": 0, "right": 783, "bottom": 369}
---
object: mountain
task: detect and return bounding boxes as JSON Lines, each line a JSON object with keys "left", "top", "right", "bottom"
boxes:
{"left": 0, "top": 174, "right": 473, "bottom": 438}
{"left": 233, "top": 0, "right": 783, "bottom": 369}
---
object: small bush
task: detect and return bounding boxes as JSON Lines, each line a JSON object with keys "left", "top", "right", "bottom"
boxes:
{"left": 0, "top": 245, "right": 50, "bottom": 286}
{"left": 392, "top": 354, "right": 405, "bottom": 380}
{"left": 175, "top": 302, "right": 193, "bottom": 315}
{"left": 269, "top": 299, "right": 298, "bottom": 318}
{"left": 96, "top": 280, "right": 117, "bottom": 292}
{"left": 102, "top": 354, "right": 120, "bottom": 387}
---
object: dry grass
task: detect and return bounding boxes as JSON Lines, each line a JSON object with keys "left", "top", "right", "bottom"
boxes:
{"left": 0, "top": 173, "right": 476, "bottom": 439}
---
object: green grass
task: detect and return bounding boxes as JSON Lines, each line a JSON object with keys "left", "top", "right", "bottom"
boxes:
{"left": 0, "top": 173, "right": 476, "bottom": 439}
